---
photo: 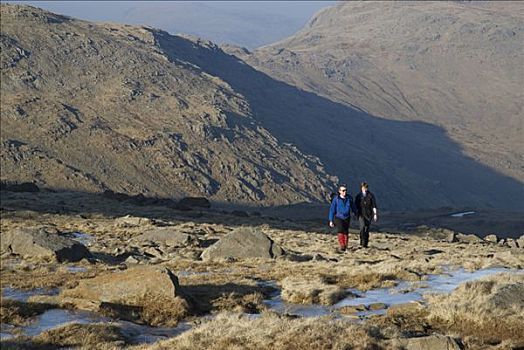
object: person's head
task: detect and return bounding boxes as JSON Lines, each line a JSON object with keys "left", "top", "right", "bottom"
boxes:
{"left": 361, "top": 182, "right": 369, "bottom": 193}
{"left": 339, "top": 184, "right": 348, "bottom": 197}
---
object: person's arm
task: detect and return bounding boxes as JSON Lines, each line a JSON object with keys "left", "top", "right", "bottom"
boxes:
{"left": 328, "top": 197, "right": 337, "bottom": 225}
{"left": 371, "top": 193, "right": 378, "bottom": 221}
{"left": 350, "top": 195, "right": 357, "bottom": 217}
{"left": 353, "top": 194, "right": 360, "bottom": 218}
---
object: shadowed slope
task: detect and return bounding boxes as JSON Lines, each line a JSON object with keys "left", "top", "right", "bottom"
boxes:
{"left": 152, "top": 32, "right": 524, "bottom": 210}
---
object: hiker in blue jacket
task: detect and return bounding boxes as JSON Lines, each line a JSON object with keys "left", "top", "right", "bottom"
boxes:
{"left": 329, "top": 184, "right": 356, "bottom": 252}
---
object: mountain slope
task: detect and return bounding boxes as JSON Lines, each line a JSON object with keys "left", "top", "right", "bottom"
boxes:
{"left": 231, "top": 1, "right": 524, "bottom": 183}
{"left": 1, "top": 4, "right": 523, "bottom": 210}
{"left": 0, "top": 4, "right": 335, "bottom": 206}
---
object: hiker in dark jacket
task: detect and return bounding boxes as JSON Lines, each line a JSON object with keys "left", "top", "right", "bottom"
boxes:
{"left": 328, "top": 184, "right": 356, "bottom": 252}
{"left": 354, "top": 182, "right": 378, "bottom": 248}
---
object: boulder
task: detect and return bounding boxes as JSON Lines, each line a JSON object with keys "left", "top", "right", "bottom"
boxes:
{"left": 387, "top": 302, "right": 423, "bottom": 315}
{"left": 338, "top": 304, "right": 367, "bottom": 314}
{"left": 517, "top": 235, "right": 524, "bottom": 249}
{"left": 456, "top": 233, "right": 483, "bottom": 243}
{"left": 177, "top": 197, "right": 210, "bottom": 208}
{"left": 0, "top": 227, "right": 91, "bottom": 262}
{"left": 506, "top": 238, "right": 518, "bottom": 249}
{"left": 114, "top": 215, "right": 151, "bottom": 228}
{"left": 61, "top": 266, "right": 179, "bottom": 309}
{"left": 484, "top": 234, "right": 498, "bottom": 243}
{"left": 201, "top": 227, "right": 285, "bottom": 261}
{"left": 425, "top": 228, "right": 457, "bottom": 243}
{"left": 136, "top": 228, "right": 197, "bottom": 247}
{"left": 400, "top": 335, "right": 461, "bottom": 350}
{"left": 368, "top": 302, "right": 387, "bottom": 310}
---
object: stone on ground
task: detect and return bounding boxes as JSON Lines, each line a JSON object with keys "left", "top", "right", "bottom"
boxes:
{"left": 0, "top": 227, "right": 91, "bottom": 262}
{"left": 61, "top": 266, "right": 179, "bottom": 309}
{"left": 114, "top": 215, "right": 151, "bottom": 228}
{"left": 456, "top": 233, "right": 483, "bottom": 243}
{"left": 517, "top": 235, "right": 524, "bottom": 249}
{"left": 484, "top": 234, "right": 498, "bottom": 243}
{"left": 200, "top": 227, "right": 285, "bottom": 261}
{"left": 399, "top": 335, "right": 461, "bottom": 350}
{"left": 136, "top": 228, "right": 197, "bottom": 247}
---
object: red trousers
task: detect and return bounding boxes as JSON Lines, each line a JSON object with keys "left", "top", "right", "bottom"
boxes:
{"left": 337, "top": 233, "right": 348, "bottom": 249}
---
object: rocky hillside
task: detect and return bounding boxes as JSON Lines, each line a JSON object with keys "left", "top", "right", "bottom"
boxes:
{"left": 1, "top": 4, "right": 523, "bottom": 210}
{"left": 0, "top": 4, "right": 336, "bottom": 206}
{"left": 229, "top": 1, "right": 524, "bottom": 202}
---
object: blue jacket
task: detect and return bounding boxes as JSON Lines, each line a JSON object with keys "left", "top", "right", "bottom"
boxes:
{"left": 329, "top": 195, "right": 356, "bottom": 222}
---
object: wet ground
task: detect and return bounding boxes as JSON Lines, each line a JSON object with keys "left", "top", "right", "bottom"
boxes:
{"left": 2, "top": 266, "right": 520, "bottom": 343}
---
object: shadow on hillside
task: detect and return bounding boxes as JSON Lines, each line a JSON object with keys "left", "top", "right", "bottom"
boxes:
{"left": 150, "top": 31, "right": 524, "bottom": 211}
{"left": 0, "top": 188, "right": 332, "bottom": 234}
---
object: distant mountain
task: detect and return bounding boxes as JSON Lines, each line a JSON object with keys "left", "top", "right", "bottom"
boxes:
{"left": 232, "top": 1, "right": 524, "bottom": 184}
{"left": 0, "top": 4, "right": 336, "bottom": 206}
{"left": 7, "top": 1, "right": 334, "bottom": 49}
{"left": 1, "top": 4, "right": 523, "bottom": 210}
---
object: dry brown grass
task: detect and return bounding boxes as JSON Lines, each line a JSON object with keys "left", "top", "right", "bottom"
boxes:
{"left": 0, "top": 323, "right": 127, "bottom": 350}
{"left": 99, "top": 294, "right": 190, "bottom": 327}
{"left": 211, "top": 292, "right": 266, "bottom": 314}
{"left": 426, "top": 272, "right": 524, "bottom": 347}
{"left": 0, "top": 299, "right": 56, "bottom": 326}
{"left": 1, "top": 263, "right": 99, "bottom": 290}
{"left": 280, "top": 276, "right": 347, "bottom": 305}
{"left": 333, "top": 272, "right": 399, "bottom": 291}
{"left": 142, "top": 312, "right": 389, "bottom": 350}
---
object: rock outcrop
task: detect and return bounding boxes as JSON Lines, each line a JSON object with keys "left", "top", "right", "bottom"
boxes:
{"left": 0, "top": 227, "right": 91, "bottom": 262}
{"left": 136, "top": 228, "right": 197, "bottom": 247}
{"left": 200, "top": 227, "right": 285, "bottom": 261}
{"left": 60, "top": 266, "right": 180, "bottom": 309}
{"left": 397, "top": 335, "right": 461, "bottom": 350}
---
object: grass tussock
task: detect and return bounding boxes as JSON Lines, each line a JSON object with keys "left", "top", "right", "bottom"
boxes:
{"left": 426, "top": 272, "right": 524, "bottom": 346}
{"left": 334, "top": 272, "right": 398, "bottom": 291}
{"left": 212, "top": 292, "right": 266, "bottom": 314}
{"left": 181, "top": 281, "right": 267, "bottom": 315}
{"left": 0, "top": 299, "right": 56, "bottom": 326}
{"left": 0, "top": 265, "right": 97, "bottom": 290}
{"left": 99, "top": 294, "right": 190, "bottom": 327}
{"left": 281, "top": 276, "right": 347, "bottom": 305}
{"left": 0, "top": 323, "right": 127, "bottom": 350}
{"left": 144, "top": 312, "right": 387, "bottom": 350}
{"left": 369, "top": 304, "right": 432, "bottom": 339}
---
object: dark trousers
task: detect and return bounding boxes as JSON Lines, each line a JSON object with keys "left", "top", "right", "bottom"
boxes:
{"left": 359, "top": 217, "right": 371, "bottom": 247}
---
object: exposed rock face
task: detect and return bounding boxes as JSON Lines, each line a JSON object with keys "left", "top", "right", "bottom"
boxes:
{"left": 0, "top": 4, "right": 335, "bottom": 207}
{"left": 61, "top": 266, "right": 179, "bottom": 308}
{"left": 136, "top": 228, "right": 197, "bottom": 247}
{"left": 0, "top": 227, "right": 91, "bottom": 262}
{"left": 200, "top": 227, "right": 285, "bottom": 261}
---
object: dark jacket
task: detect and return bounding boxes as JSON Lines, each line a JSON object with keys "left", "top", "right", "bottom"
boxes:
{"left": 329, "top": 195, "right": 356, "bottom": 222}
{"left": 355, "top": 191, "right": 377, "bottom": 220}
